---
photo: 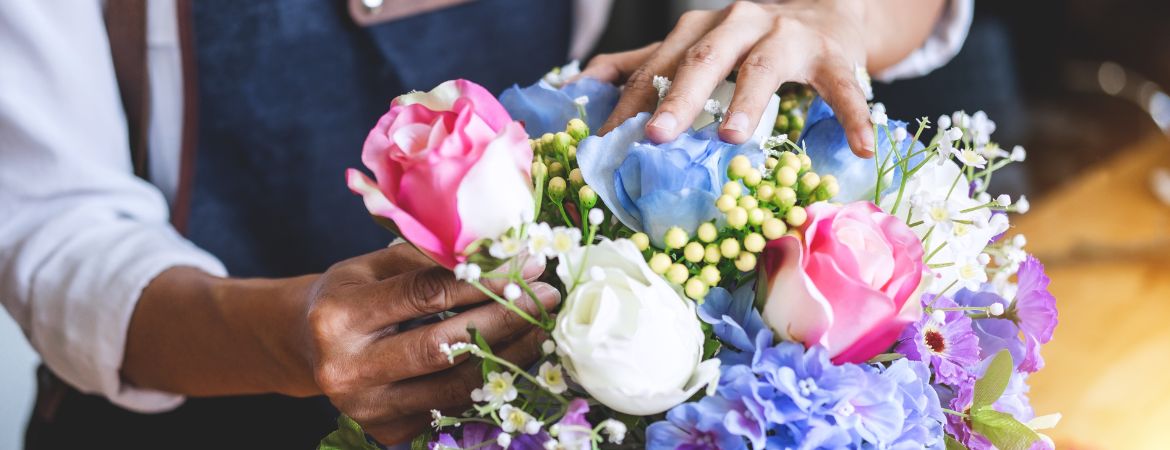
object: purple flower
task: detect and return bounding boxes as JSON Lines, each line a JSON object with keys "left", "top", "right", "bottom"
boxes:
{"left": 896, "top": 296, "right": 981, "bottom": 386}
{"left": 646, "top": 397, "right": 748, "bottom": 450}
{"left": 954, "top": 288, "right": 1028, "bottom": 370}
{"left": 1011, "top": 256, "right": 1058, "bottom": 372}
{"left": 552, "top": 399, "right": 593, "bottom": 450}
{"left": 430, "top": 423, "right": 503, "bottom": 450}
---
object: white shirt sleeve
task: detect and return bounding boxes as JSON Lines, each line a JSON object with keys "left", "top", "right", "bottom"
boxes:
{"left": 0, "top": 0, "right": 225, "bottom": 413}
{"left": 874, "top": 0, "right": 975, "bottom": 82}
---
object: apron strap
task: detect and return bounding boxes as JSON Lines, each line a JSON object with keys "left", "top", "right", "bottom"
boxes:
{"left": 104, "top": 0, "right": 152, "bottom": 180}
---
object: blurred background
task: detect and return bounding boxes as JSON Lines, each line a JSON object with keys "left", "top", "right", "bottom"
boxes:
{"left": 2, "top": 0, "right": 1169, "bottom": 448}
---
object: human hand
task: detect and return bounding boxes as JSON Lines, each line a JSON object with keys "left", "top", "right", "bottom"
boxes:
{"left": 581, "top": 0, "right": 875, "bottom": 157}
{"left": 304, "top": 244, "right": 558, "bottom": 444}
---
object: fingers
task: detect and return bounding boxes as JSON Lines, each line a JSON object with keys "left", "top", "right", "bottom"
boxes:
{"left": 338, "top": 243, "right": 437, "bottom": 282}
{"left": 811, "top": 59, "right": 875, "bottom": 158}
{"left": 720, "top": 30, "right": 803, "bottom": 144}
{"left": 364, "top": 282, "right": 560, "bottom": 384}
{"left": 577, "top": 42, "right": 661, "bottom": 84}
{"left": 598, "top": 10, "right": 720, "bottom": 136}
{"left": 647, "top": 3, "right": 772, "bottom": 143}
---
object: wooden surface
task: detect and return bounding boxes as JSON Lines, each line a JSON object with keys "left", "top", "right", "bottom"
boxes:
{"left": 1013, "top": 134, "right": 1170, "bottom": 449}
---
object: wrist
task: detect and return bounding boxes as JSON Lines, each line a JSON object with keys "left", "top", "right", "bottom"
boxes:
{"left": 211, "top": 274, "right": 323, "bottom": 397}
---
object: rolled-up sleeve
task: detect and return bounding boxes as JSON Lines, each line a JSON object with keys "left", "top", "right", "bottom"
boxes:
{"left": 0, "top": 1, "right": 224, "bottom": 412}
{"left": 874, "top": 0, "right": 975, "bottom": 82}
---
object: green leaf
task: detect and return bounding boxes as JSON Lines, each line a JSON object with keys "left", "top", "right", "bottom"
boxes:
{"left": 471, "top": 327, "right": 498, "bottom": 379}
{"left": 945, "top": 435, "right": 969, "bottom": 450}
{"left": 971, "top": 408, "right": 1041, "bottom": 450}
{"left": 867, "top": 352, "right": 905, "bottom": 364}
{"left": 411, "top": 430, "right": 434, "bottom": 450}
{"left": 972, "top": 350, "right": 1013, "bottom": 410}
{"left": 318, "top": 415, "right": 380, "bottom": 450}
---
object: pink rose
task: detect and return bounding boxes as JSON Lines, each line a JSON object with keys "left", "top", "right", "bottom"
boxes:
{"left": 760, "top": 201, "right": 929, "bottom": 364}
{"left": 347, "top": 79, "right": 535, "bottom": 268}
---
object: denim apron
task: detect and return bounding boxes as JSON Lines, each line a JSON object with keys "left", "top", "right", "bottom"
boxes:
{"left": 26, "top": 1, "right": 570, "bottom": 448}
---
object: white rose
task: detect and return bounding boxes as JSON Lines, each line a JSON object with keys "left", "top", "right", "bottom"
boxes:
{"left": 552, "top": 239, "right": 719, "bottom": 416}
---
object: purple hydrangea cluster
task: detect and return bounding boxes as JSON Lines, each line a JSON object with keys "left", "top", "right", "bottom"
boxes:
{"left": 653, "top": 287, "right": 946, "bottom": 449}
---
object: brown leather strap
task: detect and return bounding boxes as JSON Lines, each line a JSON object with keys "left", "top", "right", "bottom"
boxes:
{"left": 171, "top": 0, "right": 198, "bottom": 234}
{"left": 104, "top": 0, "right": 151, "bottom": 180}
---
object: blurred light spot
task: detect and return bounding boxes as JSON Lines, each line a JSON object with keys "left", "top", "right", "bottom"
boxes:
{"left": 1098, "top": 62, "right": 1127, "bottom": 95}
{"left": 1148, "top": 91, "right": 1170, "bottom": 133}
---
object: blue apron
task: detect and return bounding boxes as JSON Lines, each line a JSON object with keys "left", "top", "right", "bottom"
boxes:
{"left": 28, "top": 1, "right": 570, "bottom": 448}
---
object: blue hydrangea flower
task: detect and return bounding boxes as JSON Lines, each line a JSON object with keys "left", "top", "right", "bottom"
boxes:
{"left": 715, "top": 365, "right": 773, "bottom": 449}
{"left": 646, "top": 396, "right": 748, "bottom": 450}
{"left": 801, "top": 97, "right": 923, "bottom": 203}
{"left": 697, "top": 285, "right": 766, "bottom": 366}
{"left": 577, "top": 113, "right": 764, "bottom": 246}
{"left": 751, "top": 338, "right": 907, "bottom": 448}
{"left": 879, "top": 359, "right": 946, "bottom": 450}
{"left": 499, "top": 77, "right": 619, "bottom": 136}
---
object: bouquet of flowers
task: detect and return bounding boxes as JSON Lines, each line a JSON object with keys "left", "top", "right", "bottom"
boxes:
{"left": 330, "top": 63, "right": 1060, "bottom": 450}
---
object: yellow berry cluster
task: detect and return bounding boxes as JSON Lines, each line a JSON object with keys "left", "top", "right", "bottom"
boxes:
{"left": 531, "top": 119, "right": 600, "bottom": 228}
{"left": 772, "top": 85, "right": 815, "bottom": 141}
{"left": 634, "top": 150, "right": 839, "bottom": 302}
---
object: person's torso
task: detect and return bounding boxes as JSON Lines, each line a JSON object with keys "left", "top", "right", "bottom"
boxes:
{"left": 35, "top": 1, "right": 571, "bottom": 448}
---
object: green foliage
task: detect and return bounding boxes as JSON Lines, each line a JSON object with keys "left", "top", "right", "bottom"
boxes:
{"left": 318, "top": 415, "right": 379, "bottom": 450}
{"left": 972, "top": 350, "right": 1013, "bottom": 410}
{"left": 965, "top": 350, "right": 1041, "bottom": 450}
{"left": 945, "top": 435, "right": 969, "bottom": 450}
{"left": 471, "top": 327, "right": 498, "bottom": 379}
{"left": 411, "top": 430, "right": 434, "bottom": 450}
{"left": 971, "top": 409, "right": 1042, "bottom": 450}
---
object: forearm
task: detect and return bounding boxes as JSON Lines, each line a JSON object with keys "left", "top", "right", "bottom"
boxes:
{"left": 862, "top": 0, "right": 947, "bottom": 72}
{"left": 122, "top": 267, "right": 320, "bottom": 398}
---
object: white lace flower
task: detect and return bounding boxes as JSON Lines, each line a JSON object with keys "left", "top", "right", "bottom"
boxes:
{"left": 536, "top": 362, "right": 568, "bottom": 394}
{"left": 453, "top": 263, "right": 482, "bottom": 283}
{"left": 550, "top": 226, "right": 582, "bottom": 255}
{"left": 497, "top": 433, "right": 513, "bottom": 448}
{"left": 953, "top": 148, "right": 988, "bottom": 169}
{"left": 954, "top": 255, "right": 989, "bottom": 291}
{"left": 499, "top": 405, "right": 543, "bottom": 435}
{"left": 542, "top": 60, "right": 581, "bottom": 88}
{"left": 490, "top": 234, "right": 526, "bottom": 259}
{"left": 653, "top": 75, "right": 672, "bottom": 99}
{"left": 430, "top": 409, "right": 444, "bottom": 428}
{"left": 870, "top": 103, "right": 888, "bottom": 126}
{"left": 703, "top": 99, "right": 723, "bottom": 116}
{"left": 1010, "top": 145, "right": 1027, "bottom": 162}
{"left": 471, "top": 372, "right": 518, "bottom": 406}
{"left": 527, "top": 222, "right": 555, "bottom": 259}
{"left": 600, "top": 419, "right": 627, "bottom": 444}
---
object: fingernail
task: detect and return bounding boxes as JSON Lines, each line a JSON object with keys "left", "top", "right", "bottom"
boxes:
{"left": 520, "top": 257, "right": 546, "bottom": 280}
{"left": 648, "top": 111, "right": 677, "bottom": 133}
{"left": 531, "top": 283, "right": 562, "bottom": 307}
{"left": 723, "top": 111, "right": 749, "bottom": 134}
